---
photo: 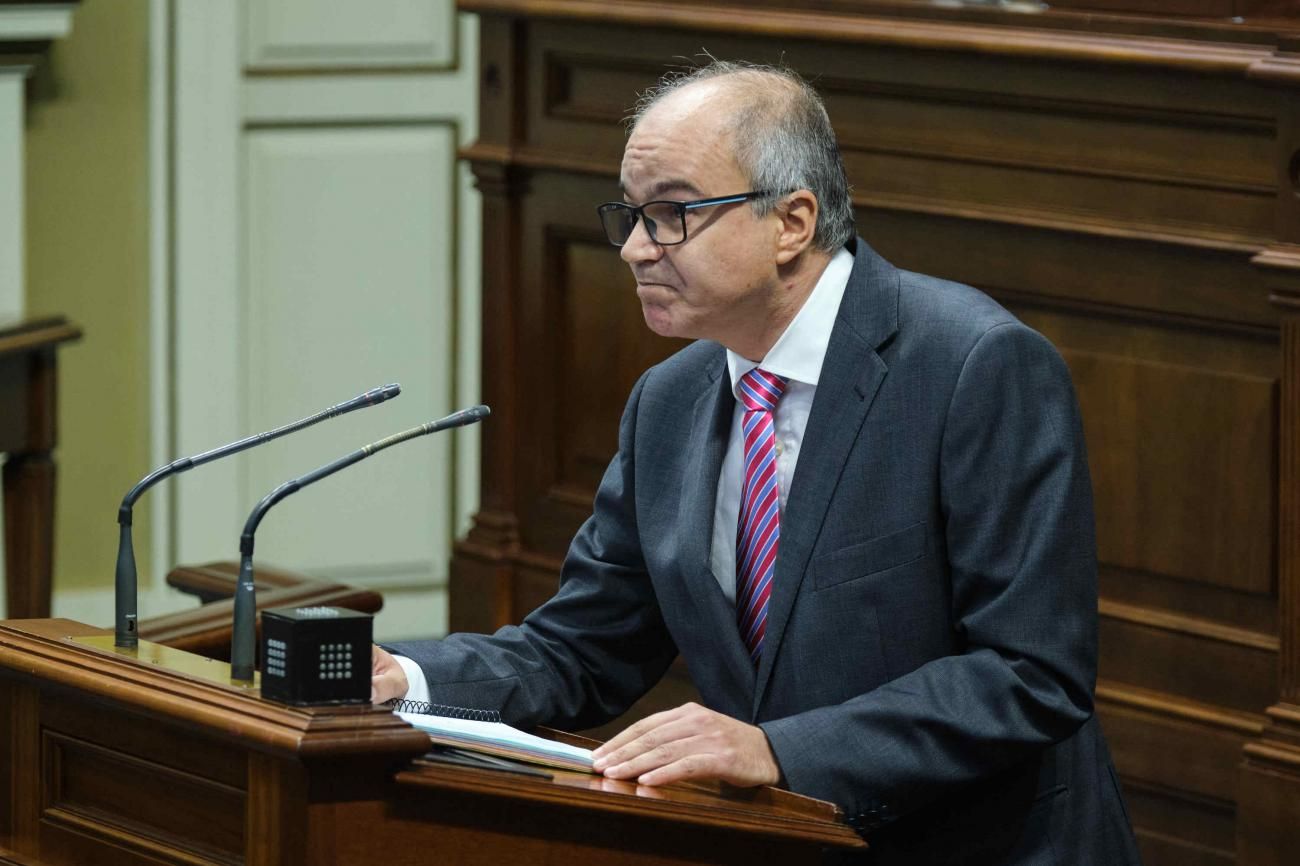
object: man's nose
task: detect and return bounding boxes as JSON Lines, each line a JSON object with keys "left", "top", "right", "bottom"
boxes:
{"left": 619, "top": 216, "right": 663, "bottom": 265}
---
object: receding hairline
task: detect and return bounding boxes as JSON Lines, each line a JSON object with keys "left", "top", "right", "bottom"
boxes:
{"left": 629, "top": 71, "right": 800, "bottom": 185}
{"left": 632, "top": 67, "right": 809, "bottom": 140}
{"left": 650, "top": 69, "right": 811, "bottom": 135}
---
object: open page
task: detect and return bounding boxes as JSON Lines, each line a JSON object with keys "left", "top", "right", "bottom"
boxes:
{"left": 398, "top": 711, "right": 595, "bottom": 773}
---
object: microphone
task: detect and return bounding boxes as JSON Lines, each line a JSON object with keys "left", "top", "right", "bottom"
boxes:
{"left": 228, "top": 405, "right": 490, "bottom": 683}
{"left": 114, "top": 383, "right": 402, "bottom": 648}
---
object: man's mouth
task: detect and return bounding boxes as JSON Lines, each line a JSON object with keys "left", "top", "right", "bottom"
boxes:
{"left": 636, "top": 283, "right": 677, "bottom": 301}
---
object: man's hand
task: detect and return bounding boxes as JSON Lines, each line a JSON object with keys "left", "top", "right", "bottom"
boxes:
{"left": 370, "top": 645, "right": 409, "bottom": 704}
{"left": 591, "top": 702, "right": 781, "bottom": 788}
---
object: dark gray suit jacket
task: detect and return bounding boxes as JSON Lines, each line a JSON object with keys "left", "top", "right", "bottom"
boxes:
{"left": 392, "top": 238, "right": 1141, "bottom": 865}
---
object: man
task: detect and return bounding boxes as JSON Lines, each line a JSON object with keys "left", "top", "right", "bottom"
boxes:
{"left": 373, "top": 61, "right": 1141, "bottom": 865}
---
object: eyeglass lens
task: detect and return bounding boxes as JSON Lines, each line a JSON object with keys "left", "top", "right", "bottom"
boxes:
{"left": 600, "top": 202, "right": 686, "bottom": 246}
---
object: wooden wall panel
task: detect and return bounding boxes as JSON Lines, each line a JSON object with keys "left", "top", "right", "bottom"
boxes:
{"left": 1124, "top": 781, "right": 1237, "bottom": 866}
{"left": 557, "top": 236, "right": 685, "bottom": 493}
{"left": 1067, "top": 350, "right": 1276, "bottom": 593}
{"left": 875, "top": 217, "right": 1275, "bottom": 324}
{"left": 1098, "top": 565, "right": 1278, "bottom": 635}
{"left": 454, "top": 1, "right": 1300, "bottom": 861}
{"left": 1099, "top": 617, "right": 1276, "bottom": 710}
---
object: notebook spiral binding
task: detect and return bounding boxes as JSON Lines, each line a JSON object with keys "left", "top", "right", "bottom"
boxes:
{"left": 387, "top": 699, "right": 502, "bottom": 723}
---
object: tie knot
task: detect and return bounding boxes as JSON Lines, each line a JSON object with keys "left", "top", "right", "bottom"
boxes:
{"left": 738, "top": 369, "right": 788, "bottom": 412}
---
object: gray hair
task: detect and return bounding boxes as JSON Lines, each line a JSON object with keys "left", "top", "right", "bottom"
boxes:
{"left": 629, "top": 60, "right": 855, "bottom": 252}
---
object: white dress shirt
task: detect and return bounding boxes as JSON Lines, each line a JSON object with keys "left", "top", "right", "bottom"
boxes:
{"left": 709, "top": 248, "right": 853, "bottom": 602}
{"left": 396, "top": 248, "right": 856, "bottom": 703}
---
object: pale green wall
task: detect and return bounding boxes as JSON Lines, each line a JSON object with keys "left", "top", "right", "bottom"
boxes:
{"left": 24, "top": 0, "right": 152, "bottom": 592}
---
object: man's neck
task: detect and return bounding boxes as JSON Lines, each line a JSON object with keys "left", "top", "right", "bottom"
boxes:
{"left": 732, "top": 249, "right": 835, "bottom": 362}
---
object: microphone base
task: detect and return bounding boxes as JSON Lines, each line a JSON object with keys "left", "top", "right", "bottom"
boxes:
{"left": 69, "top": 635, "right": 262, "bottom": 690}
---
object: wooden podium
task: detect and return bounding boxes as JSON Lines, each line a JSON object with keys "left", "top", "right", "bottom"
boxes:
{"left": 0, "top": 618, "right": 864, "bottom": 866}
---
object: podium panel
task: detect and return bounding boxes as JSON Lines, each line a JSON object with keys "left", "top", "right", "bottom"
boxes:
{"left": 0, "top": 619, "right": 862, "bottom": 866}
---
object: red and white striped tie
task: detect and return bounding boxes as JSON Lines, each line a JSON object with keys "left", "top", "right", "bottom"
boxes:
{"left": 736, "top": 368, "right": 788, "bottom": 664}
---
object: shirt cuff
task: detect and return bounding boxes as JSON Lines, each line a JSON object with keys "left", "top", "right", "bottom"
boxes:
{"left": 393, "top": 654, "right": 432, "bottom": 704}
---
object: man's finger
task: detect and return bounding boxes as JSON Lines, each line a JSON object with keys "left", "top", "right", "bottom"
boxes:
{"left": 636, "top": 752, "right": 715, "bottom": 787}
{"left": 593, "top": 704, "right": 691, "bottom": 758}
{"left": 600, "top": 734, "right": 711, "bottom": 781}
{"left": 592, "top": 716, "right": 698, "bottom": 771}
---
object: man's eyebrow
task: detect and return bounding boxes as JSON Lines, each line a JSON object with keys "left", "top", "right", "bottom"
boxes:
{"left": 618, "top": 178, "right": 705, "bottom": 201}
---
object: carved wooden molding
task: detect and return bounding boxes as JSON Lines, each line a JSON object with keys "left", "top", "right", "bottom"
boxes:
{"left": 1249, "top": 50, "right": 1300, "bottom": 86}
{"left": 460, "top": 0, "right": 1300, "bottom": 77}
{"left": 0, "top": 619, "right": 431, "bottom": 760}
{"left": 1098, "top": 681, "right": 1265, "bottom": 737}
{"left": 1099, "top": 600, "right": 1279, "bottom": 654}
{"left": 1257, "top": 245, "right": 1300, "bottom": 311}
{"left": 466, "top": 151, "right": 535, "bottom": 196}
{"left": 466, "top": 509, "right": 522, "bottom": 548}
{"left": 393, "top": 761, "right": 862, "bottom": 847}
{"left": 463, "top": 141, "right": 1281, "bottom": 255}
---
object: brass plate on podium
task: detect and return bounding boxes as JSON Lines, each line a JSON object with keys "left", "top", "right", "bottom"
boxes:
{"left": 69, "top": 635, "right": 261, "bottom": 689}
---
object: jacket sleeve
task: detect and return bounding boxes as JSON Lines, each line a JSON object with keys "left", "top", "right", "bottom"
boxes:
{"left": 760, "top": 322, "right": 1097, "bottom": 826}
{"left": 386, "top": 369, "right": 679, "bottom": 731}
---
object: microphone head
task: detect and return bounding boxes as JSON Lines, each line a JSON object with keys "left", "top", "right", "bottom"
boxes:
{"left": 427, "top": 404, "right": 492, "bottom": 433}
{"left": 335, "top": 383, "right": 402, "bottom": 417}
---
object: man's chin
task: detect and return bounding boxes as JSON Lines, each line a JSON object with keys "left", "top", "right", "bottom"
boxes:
{"left": 640, "top": 303, "right": 679, "bottom": 339}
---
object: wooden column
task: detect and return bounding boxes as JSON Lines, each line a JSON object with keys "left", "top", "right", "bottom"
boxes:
{"left": 0, "top": 318, "right": 80, "bottom": 619}
{"left": 1239, "top": 245, "right": 1300, "bottom": 866}
{"left": 1240, "top": 67, "right": 1300, "bottom": 859}
{"left": 450, "top": 14, "right": 528, "bottom": 635}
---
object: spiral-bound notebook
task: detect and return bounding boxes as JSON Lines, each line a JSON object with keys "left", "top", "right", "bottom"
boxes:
{"left": 388, "top": 700, "right": 503, "bottom": 722}
{"left": 389, "top": 700, "right": 594, "bottom": 774}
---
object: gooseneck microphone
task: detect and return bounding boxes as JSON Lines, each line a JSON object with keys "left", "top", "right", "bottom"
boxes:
{"left": 228, "top": 404, "right": 490, "bottom": 683}
{"left": 113, "top": 383, "right": 402, "bottom": 649}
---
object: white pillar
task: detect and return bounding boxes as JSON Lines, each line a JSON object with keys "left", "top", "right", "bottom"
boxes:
{"left": 0, "top": 2, "right": 77, "bottom": 317}
{"left": 0, "top": 67, "right": 24, "bottom": 321}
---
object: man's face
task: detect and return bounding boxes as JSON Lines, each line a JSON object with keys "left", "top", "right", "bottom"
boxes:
{"left": 618, "top": 85, "right": 782, "bottom": 354}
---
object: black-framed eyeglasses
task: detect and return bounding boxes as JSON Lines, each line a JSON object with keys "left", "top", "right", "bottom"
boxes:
{"left": 596, "top": 191, "right": 771, "bottom": 247}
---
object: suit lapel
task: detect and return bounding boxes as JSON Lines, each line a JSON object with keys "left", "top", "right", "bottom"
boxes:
{"left": 676, "top": 354, "right": 757, "bottom": 703}
{"left": 751, "top": 239, "right": 900, "bottom": 716}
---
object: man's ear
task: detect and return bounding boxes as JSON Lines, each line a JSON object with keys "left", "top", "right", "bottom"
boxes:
{"left": 774, "top": 190, "right": 819, "bottom": 265}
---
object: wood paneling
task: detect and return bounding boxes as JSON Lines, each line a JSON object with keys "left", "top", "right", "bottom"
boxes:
{"left": 1066, "top": 350, "right": 1277, "bottom": 593}
{"left": 42, "top": 730, "right": 244, "bottom": 865}
{"left": 1099, "top": 616, "right": 1276, "bottom": 712}
{"left": 451, "top": 2, "right": 1300, "bottom": 862}
{"left": 1236, "top": 259, "right": 1300, "bottom": 865}
{"left": 0, "top": 617, "right": 861, "bottom": 864}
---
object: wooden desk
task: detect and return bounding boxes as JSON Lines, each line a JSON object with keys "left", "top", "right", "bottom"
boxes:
{"left": 0, "top": 316, "right": 80, "bottom": 620}
{"left": 0, "top": 617, "right": 863, "bottom": 865}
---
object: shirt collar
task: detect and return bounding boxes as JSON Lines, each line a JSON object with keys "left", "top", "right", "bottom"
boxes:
{"left": 726, "top": 247, "right": 855, "bottom": 394}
